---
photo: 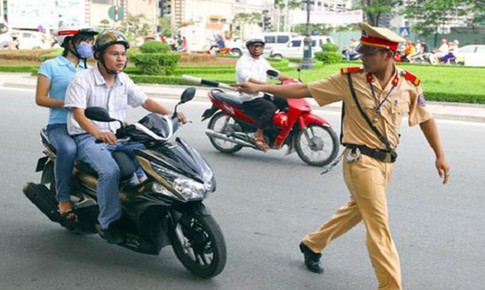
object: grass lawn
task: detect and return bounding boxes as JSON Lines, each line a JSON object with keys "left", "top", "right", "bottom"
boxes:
{"left": 184, "top": 61, "right": 485, "bottom": 104}
{"left": 1, "top": 49, "right": 484, "bottom": 103}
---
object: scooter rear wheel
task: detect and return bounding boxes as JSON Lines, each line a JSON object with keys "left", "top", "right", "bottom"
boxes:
{"left": 294, "top": 124, "right": 339, "bottom": 167}
{"left": 207, "top": 112, "right": 243, "bottom": 154}
{"left": 170, "top": 213, "right": 227, "bottom": 278}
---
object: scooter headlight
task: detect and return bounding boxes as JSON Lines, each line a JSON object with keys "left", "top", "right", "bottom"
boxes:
{"left": 150, "top": 163, "right": 209, "bottom": 201}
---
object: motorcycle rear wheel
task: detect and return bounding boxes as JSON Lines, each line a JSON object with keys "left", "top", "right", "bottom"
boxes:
{"left": 170, "top": 214, "right": 227, "bottom": 278}
{"left": 207, "top": 112, "right": 243, "bottom": 154}
{"left": 294, "top": 124, "right": 339, "bottom": 167}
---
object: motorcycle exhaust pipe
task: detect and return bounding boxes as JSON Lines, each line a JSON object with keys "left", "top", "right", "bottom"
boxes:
{"left": 205, "top": 130, "right": 256, "bottom": 148}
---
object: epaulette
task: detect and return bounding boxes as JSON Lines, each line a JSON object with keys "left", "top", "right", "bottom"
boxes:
{"left": 340, "top": 67, "right": 363, "bottom": 74}
{"left": 401, "top": 70, "right": 421, "bottom": 86}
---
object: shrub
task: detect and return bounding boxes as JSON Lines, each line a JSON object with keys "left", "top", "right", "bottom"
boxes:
{"left": 0, "top": 65, "right": 39, "bottom": 73}
{"left": 321, "top": 42, "right": 339, "bottom": 52}
{"left": 39, "top": 49, "right": 63, "bottom": 61}
{"left": 315, "top": 51, "right": 342, "bottom": 64}
{"left": 130, "top": 53, "right": 181, "bottom": 75}
{"left": 138, "top": 41, "right": 171, "bottom": 53}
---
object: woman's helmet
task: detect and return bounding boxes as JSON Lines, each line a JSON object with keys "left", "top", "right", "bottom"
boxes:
{"left": 245, "top": 36, "right": 265, "bottom": 49}
{"left": 57, "top": 26, "right": 98, "bottom": 47}
{"left": 93, "top": 30, "right": 130, "bottom": 58}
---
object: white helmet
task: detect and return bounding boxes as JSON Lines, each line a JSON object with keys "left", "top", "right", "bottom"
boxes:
{"left": 57, "top": 25, "right": 98, "bottom": 47}
{"left": 245, "top": 35, "right": 265, "bottom": 49}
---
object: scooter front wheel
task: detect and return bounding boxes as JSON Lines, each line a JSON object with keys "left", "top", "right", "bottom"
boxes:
{"left": 294, "top": 124, "right": 339, "bottom": 167}
{"left": 170, "top": 213, "right": 227, "bottom": 278}
{"left": 207, "top": 112, "right": 243, "bottom": 154}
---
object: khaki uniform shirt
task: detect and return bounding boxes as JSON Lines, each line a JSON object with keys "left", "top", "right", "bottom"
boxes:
{"left": 308, "top": 67, "right": 432, "bottom": 149}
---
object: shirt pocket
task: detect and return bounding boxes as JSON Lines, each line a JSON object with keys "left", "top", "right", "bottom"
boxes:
{"left": 110, "top": 87, "right": 129, "bottom": 112}
{"left": 391, "top": 93, "right": 410, "bottom": 115}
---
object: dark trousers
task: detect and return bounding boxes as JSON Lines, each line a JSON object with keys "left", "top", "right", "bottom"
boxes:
{"left": 242, "top": 97, "right": 278, "bottom": 130}
{"left": 269, "top": 94, "right": 288, "bottom": 111}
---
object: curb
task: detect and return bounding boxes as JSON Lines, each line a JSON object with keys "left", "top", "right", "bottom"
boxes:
{"left": 1, "top": 77, "right": 484, "bottom": 124}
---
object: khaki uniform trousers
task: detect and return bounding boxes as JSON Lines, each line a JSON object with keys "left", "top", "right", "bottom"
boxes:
{"left": 303, "top": 150, "right": 402, "bottom": 290}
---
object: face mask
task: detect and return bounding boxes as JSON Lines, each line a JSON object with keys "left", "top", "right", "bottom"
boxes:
{"left": 76, "top": 42, "right": 93, "bottom": 59}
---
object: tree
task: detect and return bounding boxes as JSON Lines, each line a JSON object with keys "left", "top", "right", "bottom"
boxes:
{"left": 402, "top": 0, "right": 469, "bottom": 46}
{"left": 119, "top": 13, "right": 150, "bottom": 42}
{"left": 274, "top": 0, "right": 285, "bottom": 31}
{"left": 292, "top": 23, "right": 332, "bottom": 36}
{"left": 158, "top": 16, "right": 172, "bottom": 37}
{"left": 99, "top": 19, "right": 111, "bottom": 31}
{"left": 234, "top": 12, "right": 250, "bottom": 39}
{"left": 464, "top": 0, "right": 485, "bottom": 27}
{"left": 354, "top": 0, "right": 403, "bottom": 26}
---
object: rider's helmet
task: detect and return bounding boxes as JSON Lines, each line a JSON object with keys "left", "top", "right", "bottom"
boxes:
{"left": 57, "top": 25, "right": 98, "bottom": 48}
{"left": 92, "top": 30, "right": 130, "bottom": 74}
{"left": 92, "top": 30, "right": 130, "bottom": 59}
{"left": 245, "top": 36, "right": 265, "bottom": 50}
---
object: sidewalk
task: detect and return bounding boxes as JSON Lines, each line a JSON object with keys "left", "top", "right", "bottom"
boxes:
{"left": 1, "top": 72, "right": 484, "bottom": 123}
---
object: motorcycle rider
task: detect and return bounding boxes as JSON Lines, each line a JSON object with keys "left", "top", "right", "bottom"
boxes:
{"left": 64, "top": 30, "right": 186, "bottom": 244}
{"left": 35, "top": 26, "right": 98, "bottom": 220}
{"left": 235, "top": 36, "right": 290, "bottom": 151}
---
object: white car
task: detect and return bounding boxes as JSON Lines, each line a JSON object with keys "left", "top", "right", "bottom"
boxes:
{"left": 269, "top": 35, "right": 334, "bottom": 59}
{"left": 454, "top": 45, "right": 485, "bottom": 67}
{"left": 229, "top": 32, "right": 299, "bottom": 57}
{"left": 13, "top": 30, "right": 51, "bottom": 50}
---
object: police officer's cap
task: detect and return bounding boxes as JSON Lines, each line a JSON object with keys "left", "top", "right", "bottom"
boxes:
{"left": 356, "top": 22, "right": 405, "bottom": 52}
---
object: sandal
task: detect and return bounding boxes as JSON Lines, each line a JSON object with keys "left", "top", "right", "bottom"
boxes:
{"left": 60, "top": 208, "right": 77, "bottom": 220}
{"left": 59, "top": 202, "right": 77, "bottom": 221}
{"left": 254, "top": 138, "right": 270, "bottom": 152}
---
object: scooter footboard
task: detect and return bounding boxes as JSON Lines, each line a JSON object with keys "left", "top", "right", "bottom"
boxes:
{"left": 23, "top": 182, "right": 62, "bottom": 223}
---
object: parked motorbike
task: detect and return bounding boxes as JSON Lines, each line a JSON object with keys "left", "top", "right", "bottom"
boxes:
{"left": 23, "top": 88, "right": 227, "bottom": 278}
{"left": 342, "top": 48, "right": 361, "bottom": 61}
{"left": 199, "top": 70, "right": 339, "bottom": 167}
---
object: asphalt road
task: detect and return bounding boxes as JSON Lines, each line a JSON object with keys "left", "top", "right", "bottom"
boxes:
{"left": 0, "top": 87, "right": 484, "bottom": 290}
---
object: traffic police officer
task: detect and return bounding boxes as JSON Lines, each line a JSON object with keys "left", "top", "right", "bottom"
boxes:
{"left": 232, "top": 22, "right": 450, "bottom": 290}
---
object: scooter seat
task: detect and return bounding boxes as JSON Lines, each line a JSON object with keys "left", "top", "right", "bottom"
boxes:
{"left": 40, "top": 128, "right": 57, "bottom": 154}
{"left": 40, "top": 129, "right": 136, "bottom": 180}
{"left": 76, "top": 151, "right": 136, "bottom": 180}
{"left": 211, "top": 90, "right": 243, "bottom": 107}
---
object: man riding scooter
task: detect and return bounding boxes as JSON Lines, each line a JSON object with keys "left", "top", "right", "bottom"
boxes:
{"left": 64, "top": 30, "right": 186, "bottom": 244}
{"left": 235, "top": 36, "right": 291, "bottom": 151}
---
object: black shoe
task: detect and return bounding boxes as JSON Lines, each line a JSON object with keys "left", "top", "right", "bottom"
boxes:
{"left": 97, "top": 223, "right": 125, "bottom": 245}
{"left": 299, "top": 242, "right": 324, "bottom": 273}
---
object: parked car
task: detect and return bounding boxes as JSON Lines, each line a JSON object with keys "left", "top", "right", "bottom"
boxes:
{"left": 229, "top": 32, "right": 299, "bottom": 57}
{"left": 269, "top": 35, "right": 334, "bottom": 59}
{"left": 0, "top": 22, "right": 11, "bottom": 49}
{"left": 12, "top": 30, "right": 51, "bottom": 50}
{"left": 454, "top": 45, "right": 485, "bottom": 67}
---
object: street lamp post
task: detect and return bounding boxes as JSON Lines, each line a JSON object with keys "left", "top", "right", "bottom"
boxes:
{"left": 300, "top": 0, "right": 313, "bottom": 70}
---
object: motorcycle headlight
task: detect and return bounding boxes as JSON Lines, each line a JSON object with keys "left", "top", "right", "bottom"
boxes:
{"left": 150, "top": 163, "right": 211, "bottom": 201}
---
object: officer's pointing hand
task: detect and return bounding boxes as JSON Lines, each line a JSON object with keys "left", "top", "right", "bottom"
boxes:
{"left": 231, "top": 82, "right": 260, "bottom": 94}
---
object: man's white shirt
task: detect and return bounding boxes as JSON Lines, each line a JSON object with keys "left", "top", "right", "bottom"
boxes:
{"left": 235, "top": 53, "right": 275, "bottom": 102}
{"left": 64, "top": 64, "right": 148, "bottom": 135}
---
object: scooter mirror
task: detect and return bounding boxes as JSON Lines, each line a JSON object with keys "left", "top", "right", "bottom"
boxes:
{"left": 180, "top": 87, "right": 196, "bottom": 104}
{"left": 85, "top": 107, "right": 117, "bottom": 122}
{"left": 266, "top": 69, "right": 279, "bottom": 79}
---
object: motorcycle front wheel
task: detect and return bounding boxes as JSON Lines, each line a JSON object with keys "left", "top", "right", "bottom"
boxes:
{"left": 170, "top": 213, "right": 227, "bottom": 278}
{"left": 294, "top": 124, "right": 339, "bottom": 167}
{"left": 207, "top": 112, "right": 243, "bottom": 154}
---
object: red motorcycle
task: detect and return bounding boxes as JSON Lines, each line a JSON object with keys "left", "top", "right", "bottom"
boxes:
{"left": 199, "top": 72, "right": 339, "bottom": 167}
